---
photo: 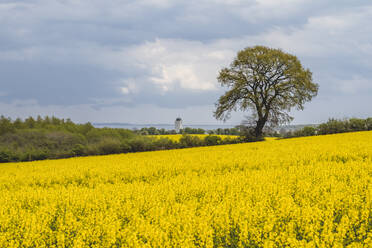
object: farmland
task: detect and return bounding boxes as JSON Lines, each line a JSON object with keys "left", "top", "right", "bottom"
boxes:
{"left": 1, "top": 131, "right": 372, "bottom": 247}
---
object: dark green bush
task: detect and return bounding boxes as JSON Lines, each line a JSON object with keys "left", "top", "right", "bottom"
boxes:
{"left": 348, "top": 118, "right": 366, "bottom": 131}
{"left": 293, "top": 126, "right": 316, "bottom": 137}
{"left": 318, "top": 119, "right": 348, "bottom": 134}
{"left": 285, "top": 117, "right": 372, "bottom": 139}
{"left": 221, "top": 136, "right": 240, "bottom": 145}
{"left": 179, "top": 135, "right": 203, "bottom": 147}
{"left": 153, "top": 138, "right": 176, "bottom": 150}
{"left": 72, "top": 144, "right": 85, "bottom": 156}
{"left": 29, "top": 149, "right": 49, "bottom": 161}
{"left": 366, "top": 118, "right": 372, "bottom": 131}
{"left": 128, "top": 137, "right": 155, "bottom": 152}
{"left": 238, "top": 126, "right": 264, "bottom": 142}
{"left": 96, "top": 137, "right": 122, "bottom": 155}
{"left": 203, "top": 135, "right": 222, "bottom": 146}
{"left": 0, "top": 148, "right": 12, "bottom": 162}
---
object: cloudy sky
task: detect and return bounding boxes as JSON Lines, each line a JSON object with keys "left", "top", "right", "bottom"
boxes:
{"left": 1, "top": 0, "right": 372, "bottom": 125}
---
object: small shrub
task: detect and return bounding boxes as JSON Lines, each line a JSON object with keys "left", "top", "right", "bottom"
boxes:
{"left": 348, "top": 118, "right": 366, "bottom": 131}
{"left": 0, "top": 148, "right": 12, "bottom": 162}
{"left": 204, "top": 135, "right": 222, "bottom": 146}
{"left": 128, "top": 137, "right": 154, "bottom": 152}
{"left": 179, "top": 135, "right": 203, "bottom": 147}
{"left": 72, "top": 144, "right": 86, "bottom": 156}
{"left": 239, "top": 126, "right": 264, "bottom": 142}
{"left": 366, "top": 118, "right": 372, "bottom": 131}
{"left": 153, "top": 138, "right": 176, "bottom": 150}
{"left": 96, "top": 138, "right": 122, "bottom": 155}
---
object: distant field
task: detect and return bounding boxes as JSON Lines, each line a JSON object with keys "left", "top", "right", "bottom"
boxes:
{"left": 1, "top": 132, "right": 372, "bottom": 247}
{"left": 148, "top": 134, "right": 239, "bottom": 141}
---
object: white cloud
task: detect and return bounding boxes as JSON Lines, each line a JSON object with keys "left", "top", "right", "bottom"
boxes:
{"left": 119, "top": 78, "right": 139, "bottom": 95}
{"left": 118, "top": 39, "right": 236, "bottom": 92}
{"left": 249, "top": 5, "right": 372, "bottom": 57}
{"left": 150, "top": 64, "right": 212, "bottom": 91}
{"left": 120, "top": 87, "right": 130, "bottom": 95}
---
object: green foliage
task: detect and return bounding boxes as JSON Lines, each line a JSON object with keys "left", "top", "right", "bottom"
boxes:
{"left": 348, "top": 118, "right": 366, "bottom": 131}
{"left": 138, "top": 126, "right": 241, "bottom": 136}
{"left": 153, "top": 138, "right": 177, "bottom": 150}
{"left": 72, "top": 144, "right": 85, "bottom": 156}
{"left": 285, "top": 117, "right": 372, "bottom": 139}
{"left": 203, "top": 135, "right": 222, "bottom": 146}
{"left": 0, "top": 116, "right": 15, "bottom": 135}
{"left": 147, "top": 127, "right": 159, "bottom": 135}
{"left": 95, "top": 137, "right": 122, "bottom": 155}
{"left": 208, "top": 127, "right": 240, "bottom": 135}
{"left": 0, "top": 148, "right": 12, "bottom": 162}
{"left": 137, "top": 126, "right": 207, "bottom": 135}
{"left": 0, "top": 116, "right": 136, "bottom": 161}
{"left": 238, "top": 125, "right": 265, "bottom": 142}
{"left": 294, "top": 126, "right": 316, "bottom": 137}
{"left": 366, "top": 118, "right": 372, "bottom": 131}
{"left": 179, "top": 135, "right": 203, "bottom": 147}
{"left": 318, "top": 119, "right": 349, "bottom": 134}
{"left": 214, "top": 45, "right": 318, "bottom": 137}
{"left": 0, "top": 116, "right": 242, "bottom": 162}
{"left": 128, "top": 136, "right": 157, "bottom": 152}
{"left": 182, "top": 127, "right": 205, "bottom": 134}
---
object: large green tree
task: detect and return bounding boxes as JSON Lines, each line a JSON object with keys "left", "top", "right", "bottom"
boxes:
{"left": 214, "top": 46, "right": 318, "bottom": 138}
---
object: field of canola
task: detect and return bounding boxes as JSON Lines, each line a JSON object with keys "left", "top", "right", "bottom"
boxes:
{"left": 1, "top": 131, "right": 372, "bottom": 247}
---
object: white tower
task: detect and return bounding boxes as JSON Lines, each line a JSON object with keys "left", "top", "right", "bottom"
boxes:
{"left": 175, "top": 117, "right": 183, "bottom": 133}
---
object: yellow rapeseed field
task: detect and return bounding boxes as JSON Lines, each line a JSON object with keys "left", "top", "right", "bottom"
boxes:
{"left": 1, "top": 131, "right": 372, "bottom": 247}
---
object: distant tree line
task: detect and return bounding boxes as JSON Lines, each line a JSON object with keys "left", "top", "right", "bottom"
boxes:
{"left": 3, "top": 115, "right": 370, "bottom": 162}
{"left": 284, "top": 117, "right": 372, "bottom": 138}
{"left": 135, "top": 126, "right": 240, "bottom": 135}
{"left": 0, "top": 116, "right": 242, "bottom": 163}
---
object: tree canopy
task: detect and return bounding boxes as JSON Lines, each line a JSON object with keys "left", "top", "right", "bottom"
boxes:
{"left": 214, "top": 46, "right": 319, "bottom": 138}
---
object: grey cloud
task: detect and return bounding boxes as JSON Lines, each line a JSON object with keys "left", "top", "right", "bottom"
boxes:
{"left": 1, "top": 0, "right": 372, "bottom": 123}
{"left": 3, "top": 0, "right": 366, "bottom": 49}
{"left": 0, "top": 61, "right": 122, "bottom": 105}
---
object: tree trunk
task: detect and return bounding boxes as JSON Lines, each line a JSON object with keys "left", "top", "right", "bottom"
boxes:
{"left": 255, "top": 118, "right": 266, "bottom": 138}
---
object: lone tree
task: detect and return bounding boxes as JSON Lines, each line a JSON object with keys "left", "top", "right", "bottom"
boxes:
{"left": 214, "top": 46, "right": 318, "bottom": 138}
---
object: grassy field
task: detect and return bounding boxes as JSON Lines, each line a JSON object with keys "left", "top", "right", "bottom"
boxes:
{"left": 1, "top": 132, "right": 372, "bottom": 247}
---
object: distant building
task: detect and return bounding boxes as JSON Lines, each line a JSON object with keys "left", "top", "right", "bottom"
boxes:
{"left": 175, "top": 117, "right": 183, "bottom": 133}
